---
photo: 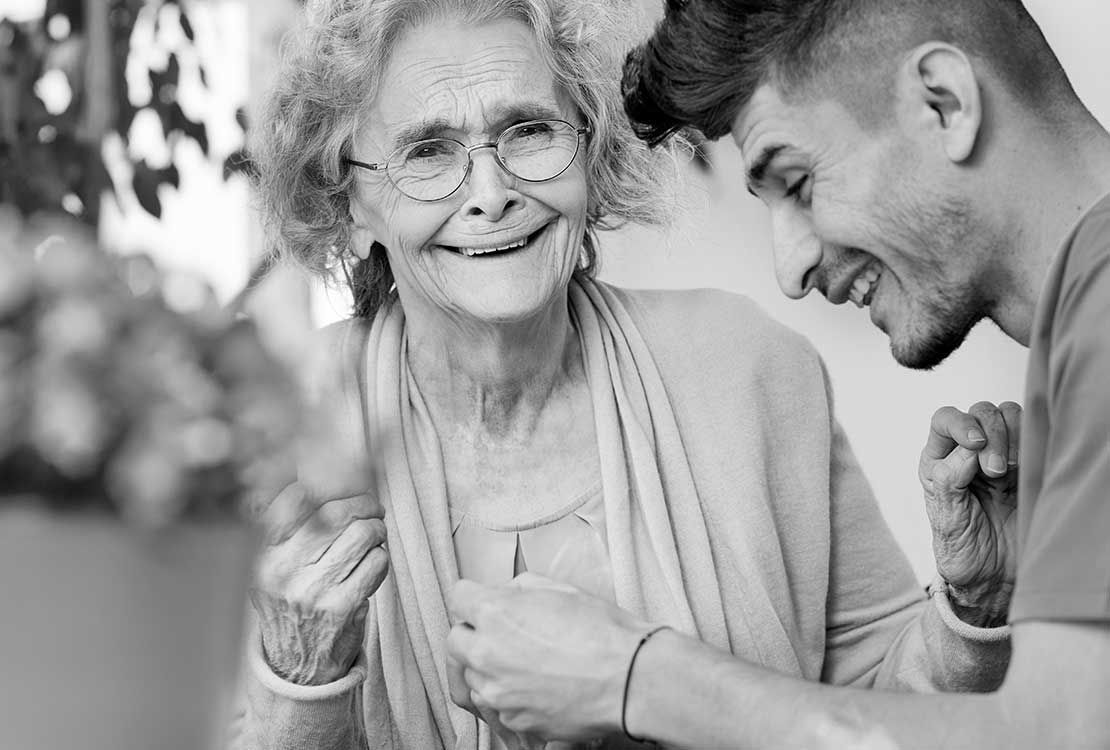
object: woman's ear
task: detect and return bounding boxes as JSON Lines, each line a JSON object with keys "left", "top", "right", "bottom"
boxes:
{"left": 899, "top": 42, "right": 982, "bottom": 164}
{"left": 348, "top": 198, "right": 377, "bottom": 261}
{"left": 349, "top": 222, "right": 374, "bottom": 260}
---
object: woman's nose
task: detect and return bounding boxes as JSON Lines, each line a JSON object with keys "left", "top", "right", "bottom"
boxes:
{"left": 460, "top": 149, "right": 520, "bottom": 222}
{"left": 770, "top": 207, "right": 821, "bottom": 299}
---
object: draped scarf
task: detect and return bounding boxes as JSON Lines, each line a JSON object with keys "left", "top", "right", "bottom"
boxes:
{"left": 358, "top": 278, "right": 774, "bottom": 749}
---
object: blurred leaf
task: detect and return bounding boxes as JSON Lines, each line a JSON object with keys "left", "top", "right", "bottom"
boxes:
{"left": 163, "top": 100, "right": 209, "bottom": 155}
{"left": 131, "top": 161, "right": 164, "bottom": 218}
{"left": 179, "top": 6, "right": 194, "bottom": 41}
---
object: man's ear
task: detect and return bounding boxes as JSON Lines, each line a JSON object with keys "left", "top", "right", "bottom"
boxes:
{"left": 899, "top": 42, "right": 982, "bottom": 164}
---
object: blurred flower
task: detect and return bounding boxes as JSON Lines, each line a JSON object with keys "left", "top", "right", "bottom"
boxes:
{"left": 0, "top": 223, "right": 302, "bottom": 528}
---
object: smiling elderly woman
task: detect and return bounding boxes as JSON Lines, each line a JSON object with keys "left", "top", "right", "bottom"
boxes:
{"left": 232, "top": 0, "right": 1010, "bottom": 748}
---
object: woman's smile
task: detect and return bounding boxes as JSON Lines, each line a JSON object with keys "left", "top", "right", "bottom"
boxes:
{"left": 437, "top": 221, "right": 554, "bottom": 258}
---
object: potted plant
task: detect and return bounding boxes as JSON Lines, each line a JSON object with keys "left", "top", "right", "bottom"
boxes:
{"left": 0, "top": 215, "right": 301, "bottom": 750}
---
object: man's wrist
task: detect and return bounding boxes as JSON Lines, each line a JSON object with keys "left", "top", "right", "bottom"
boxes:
{"left": 621, "top": 627, "right": 683, "bottom": 744}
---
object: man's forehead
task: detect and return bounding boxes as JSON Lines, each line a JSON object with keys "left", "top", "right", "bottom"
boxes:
{"left": 731, "top": 84, "right": 803, "bottom": 154}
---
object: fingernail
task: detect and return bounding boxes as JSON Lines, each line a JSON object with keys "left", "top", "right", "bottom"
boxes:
{"left": 988, "top": 454, "right": 1006, "bottom": 474}
{"left": 968, "top": 430, "right": 986, "bottom": 443}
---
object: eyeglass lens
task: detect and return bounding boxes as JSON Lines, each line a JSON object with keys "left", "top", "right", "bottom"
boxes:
{"left": 387, "top": 120, "right": 582, "bottom": 201}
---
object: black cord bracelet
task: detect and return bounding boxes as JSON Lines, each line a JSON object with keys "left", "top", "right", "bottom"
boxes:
{"left": 621, "top": 625, "right": 670, "bottom": 744}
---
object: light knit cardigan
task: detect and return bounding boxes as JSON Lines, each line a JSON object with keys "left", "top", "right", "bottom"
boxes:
{"left": 233, "top": 280, "right": 1010, "bottom": 750}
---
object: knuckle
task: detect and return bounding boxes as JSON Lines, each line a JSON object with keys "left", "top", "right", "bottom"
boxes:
{"left": 468, "top": 641, "right": 495, "bottom": 671}
{"left": 356, "top": 550, "right": 390, "bottom": 591}
{"left": 362, "top": 517, "right": 388, "bottom": 546}
{"left": 933, "top": 405, "right": 960, "bottom": 421}
{"left": 285, "top": 576, "right": 322, "bottom": 606}
{"left": 502, "top": 711, "right": 532, "bottom": 733}
{"left": 474, "top": 598, "right": 501, "bottom": 624}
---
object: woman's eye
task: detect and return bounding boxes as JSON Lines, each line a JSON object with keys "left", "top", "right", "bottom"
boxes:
{"left": 515, "top": 122, "right": 553, "bottom": 138}
{"left": 407, "top": 142, "right": 451, "bottom": 160}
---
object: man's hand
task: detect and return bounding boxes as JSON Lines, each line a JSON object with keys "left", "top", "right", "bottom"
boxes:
{"left": 249, "top": 482, "right": 389, "bottom": 685}
{"left": 446, "top": 574, "right": 652, "bottom": 743}
{"left": 919, "top": 402, "right": 1020, "bottom": 627}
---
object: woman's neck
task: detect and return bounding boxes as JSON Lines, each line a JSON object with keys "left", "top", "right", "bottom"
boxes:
{"left": 402, "top": 293, "right": 581, "bottom": 438}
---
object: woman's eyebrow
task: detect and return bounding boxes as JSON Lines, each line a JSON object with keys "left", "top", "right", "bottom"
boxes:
{"left": 388, "top": 117, "right": 456, "bottom": 150}
{"left": 387, "top": 102, "right": 566, "bottom": 149}
{"left": 485, "top": 101, "right": 565, "bottom": 131}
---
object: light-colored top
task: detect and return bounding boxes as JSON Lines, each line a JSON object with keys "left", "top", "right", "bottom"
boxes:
{"left": 451, "top": 483, "right": 615, "bottom": 601}
{"left": 232, "top": 279, "right": 1010, "bottom": 750}
{"left": 1013, "top": 191, "right": 1110, "bottom": 622}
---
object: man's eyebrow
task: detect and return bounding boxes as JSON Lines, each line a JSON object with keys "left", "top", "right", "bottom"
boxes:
{"left": 387, "top": 102, "right": 566, "bottom": 151}
{"left": 745, "top": 144, "right": 787, "bottom": 195}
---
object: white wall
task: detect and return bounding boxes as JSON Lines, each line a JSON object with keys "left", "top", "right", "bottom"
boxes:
{"left": 597, "top": 0, "right": 1110, "bottom": 580}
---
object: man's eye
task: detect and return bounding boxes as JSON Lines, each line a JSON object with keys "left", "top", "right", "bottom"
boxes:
{"left": 784, "top": 175, "right": 810, "bottom": 200}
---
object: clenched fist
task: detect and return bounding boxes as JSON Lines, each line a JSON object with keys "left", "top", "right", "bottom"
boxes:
{"left": 249, "top": 482, "right": 389, "bottom": 685}
{"left": 919, "top": 401, "right": 1020, "bottom": 627}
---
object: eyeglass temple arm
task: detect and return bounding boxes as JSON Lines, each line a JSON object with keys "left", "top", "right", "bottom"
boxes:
{"left": 345, "top": 157, "right": 385, "bottom": 171}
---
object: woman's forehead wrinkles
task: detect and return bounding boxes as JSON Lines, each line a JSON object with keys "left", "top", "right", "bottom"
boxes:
{"left": 376, "top": 56, "right": 560, "bottom": 143}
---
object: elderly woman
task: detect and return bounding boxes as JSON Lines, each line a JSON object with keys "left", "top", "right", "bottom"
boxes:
{"left": 233, "top": 0, "right": 1013, "bottom": 748}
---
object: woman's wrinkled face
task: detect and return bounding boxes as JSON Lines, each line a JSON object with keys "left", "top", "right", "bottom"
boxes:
{"left": 348, "top": 16, "right": 589, "bottom": 328}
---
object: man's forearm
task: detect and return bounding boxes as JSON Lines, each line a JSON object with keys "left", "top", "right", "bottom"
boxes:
{"left": 623, "top": 629, "right": 1014, "bottom": 750}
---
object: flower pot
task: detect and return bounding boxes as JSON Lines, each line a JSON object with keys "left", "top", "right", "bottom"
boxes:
{"left": 0, "top": 501, "right": 258, "bottom": 750}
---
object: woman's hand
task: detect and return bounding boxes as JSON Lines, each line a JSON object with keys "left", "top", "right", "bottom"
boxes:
{"left": 249, "top": 482, "right": 389, "bottom": 685}
{"left": 918, "top": 402, "right": 1020, "bottom": 627}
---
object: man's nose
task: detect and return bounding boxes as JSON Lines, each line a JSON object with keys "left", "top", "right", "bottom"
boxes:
{"left": 460, "top": 148, "right": 519, "bottom": 222}
{"left": 770, "top": 206, "right": 821, "bottom": 299}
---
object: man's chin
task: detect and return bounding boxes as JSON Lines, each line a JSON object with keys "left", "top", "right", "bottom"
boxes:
{"left": 888, "top": 327, "right": 973, "bottom": 371}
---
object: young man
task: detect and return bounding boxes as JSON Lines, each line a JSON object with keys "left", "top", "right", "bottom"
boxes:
{"left": 445, "top": 1, "right": 1110, "bottom": 747}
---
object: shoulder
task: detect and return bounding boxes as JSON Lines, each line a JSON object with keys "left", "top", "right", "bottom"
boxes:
{"left": 297, "top": 318, "right": 375, "bottom": 498}
{"left": 604, "top": 283, "right": 824, "bottom": 379}
{"left": 301, "top": 317, "right": 373, "bottom": 399}
{"left": 1044, "top": 196, "right": 1110, "bottom": 333}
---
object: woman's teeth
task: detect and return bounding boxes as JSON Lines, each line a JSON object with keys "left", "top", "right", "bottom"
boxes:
{"left": 459, "top": 238, "right": 527, "bottom": 257}
{"left": 849, "top": 264, "right": 883, "bottom": 308}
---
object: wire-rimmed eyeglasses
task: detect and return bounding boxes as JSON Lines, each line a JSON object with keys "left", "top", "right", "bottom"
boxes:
{"left": 344, "top": 118, "right": 590, "bottom": 202}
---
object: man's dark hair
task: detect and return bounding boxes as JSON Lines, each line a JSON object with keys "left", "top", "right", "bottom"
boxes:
{"left": 622, "top": 0, "right": 1076, "bottom": 146}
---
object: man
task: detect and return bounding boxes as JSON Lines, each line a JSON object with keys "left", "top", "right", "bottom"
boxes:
{"left": 446, "top": 1, "right": 1110, "bottom": 747}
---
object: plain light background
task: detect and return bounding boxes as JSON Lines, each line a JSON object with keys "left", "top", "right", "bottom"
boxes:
{"left": 592, "top": 0, "right": 1110, "bottom": 580}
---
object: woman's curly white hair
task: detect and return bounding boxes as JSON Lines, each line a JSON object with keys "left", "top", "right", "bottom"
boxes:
{"left": 252, "top": 0, "right": 682, "bottom": 316}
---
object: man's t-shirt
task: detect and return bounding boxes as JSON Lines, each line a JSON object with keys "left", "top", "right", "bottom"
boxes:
{"left": 1010, "top": 192, "right": 1110, "bottom": 623}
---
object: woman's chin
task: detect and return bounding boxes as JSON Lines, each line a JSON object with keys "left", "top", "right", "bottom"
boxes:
{"left": 449, "top": 286, "right": 572, "bottom": 329}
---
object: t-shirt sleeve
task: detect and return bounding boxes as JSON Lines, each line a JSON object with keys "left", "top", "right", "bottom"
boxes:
{"left": 1011, "top": 208, "right": 1110, "bottom": 622}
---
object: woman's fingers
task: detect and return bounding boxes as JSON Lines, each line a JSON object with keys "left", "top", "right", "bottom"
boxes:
{"left": 315, "top": 517, "right": 388, "bottom": 582}
{"left": 967, "top": 401, "right": 1010, "bottom": 477}
{"left": 257, "top": 482, "right": 316, "bottom": 546}
{"left": 999, "top": 401, "right": 1022, "bottom": 469}
{"left": 930, "top": 445, "right": 980, "bottom": 493}
{"left": 276, "top": 493, "right": 383, "bottom": 566}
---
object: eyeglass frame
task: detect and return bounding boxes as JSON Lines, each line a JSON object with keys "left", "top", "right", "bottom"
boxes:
{"left": 344, "top": 118, "right": 591, "bottom": 203}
